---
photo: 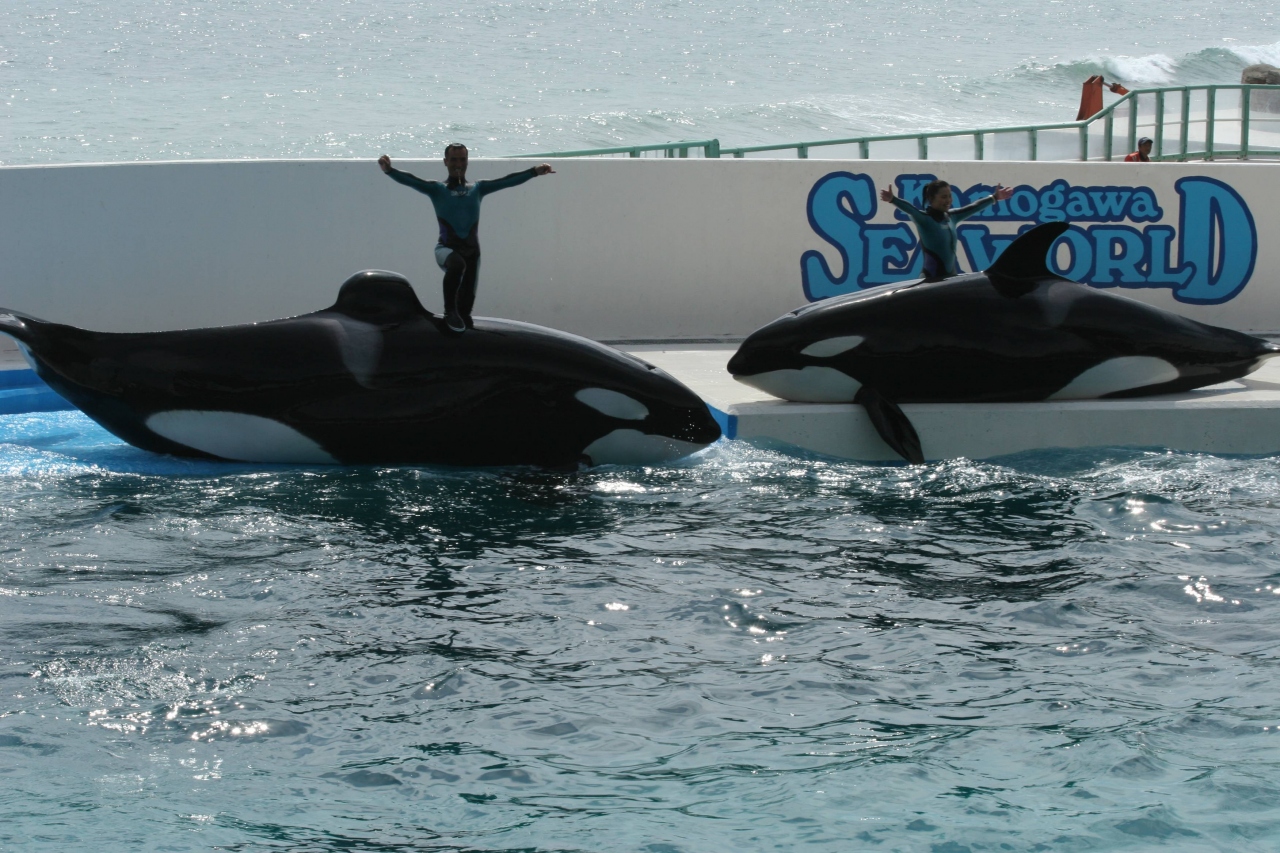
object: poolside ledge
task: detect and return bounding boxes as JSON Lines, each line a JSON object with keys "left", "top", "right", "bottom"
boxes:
{"left": 626, "top": 344, "right": 1280, "bottom": 462}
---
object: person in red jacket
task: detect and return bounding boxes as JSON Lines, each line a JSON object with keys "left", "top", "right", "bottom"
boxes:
{"left": 1125, "top": 137, "right": 1153, "bottom": 162}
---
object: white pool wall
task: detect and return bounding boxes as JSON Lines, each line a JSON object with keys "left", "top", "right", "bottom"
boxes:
{"left": 0, "top": 158, "right": 1276, "bottom": 339}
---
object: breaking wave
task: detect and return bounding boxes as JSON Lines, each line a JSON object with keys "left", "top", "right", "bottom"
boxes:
{"left": 1014, "top": 41, "right": 1280, "bottom": 90}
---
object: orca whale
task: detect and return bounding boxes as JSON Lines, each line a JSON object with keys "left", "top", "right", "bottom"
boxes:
{"left": 728, "top": 222, "right": 1280, "bottom": 464}
{"left": 0, "top": 270, "right": 721, "bottom": 467}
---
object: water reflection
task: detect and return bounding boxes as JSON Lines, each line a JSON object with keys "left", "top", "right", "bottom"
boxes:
{"left": 4, "top": 415, "right": 1280, "bottom": 850}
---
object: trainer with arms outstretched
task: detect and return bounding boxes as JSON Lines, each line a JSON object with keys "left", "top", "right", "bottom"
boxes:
{"left": 880, "top": 180, "right": 1014, "bottom": 282}
{"left": 379, "top": 145, "right": 555, "bottom": 332}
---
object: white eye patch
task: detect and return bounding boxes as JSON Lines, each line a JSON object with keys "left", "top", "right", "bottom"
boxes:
{"left": 574, "top": 388, "right": 649, "bottom": 420}
{"left": 801, "top": 336, "right": 865, "bottom": 358}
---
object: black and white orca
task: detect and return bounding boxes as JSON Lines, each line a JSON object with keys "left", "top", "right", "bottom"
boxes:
{"left": 0, "top": 271, "right": 721, "bottom": 467}
{"left": 728, "top": 222, "right": 1280, "bottom": 464}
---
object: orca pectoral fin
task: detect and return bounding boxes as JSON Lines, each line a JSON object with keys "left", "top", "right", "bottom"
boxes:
{"left": 855, "top": 386, "right": 924, "bottom": 464}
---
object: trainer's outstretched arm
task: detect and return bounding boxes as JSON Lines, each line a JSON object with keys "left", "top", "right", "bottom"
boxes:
{"left": 378, "top": 154, "right": 437, "bottom": 195}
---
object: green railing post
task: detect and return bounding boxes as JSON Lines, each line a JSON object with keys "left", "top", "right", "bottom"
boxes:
{"left": 1205, "top": 87, "right": 1216, "bottom": 161}
{"left": 1103, "top": 112, "right": 1114, "bottom": 161}
{"left": 1154, "top": 91, "right": 1165, "bottom": 159}
{"left": 1079, "top": 124, "right": 1088, "bottom": 161}
{"left": 706, "top": 139, "right": 721, "bottom": 159}
{"left": 859, "top": 140, "right": 869, "bottom": 159}
{"left": 918, "top": 136, "right": 928, "bottom": 159}
{"left": 1029, "top": 129, "right": 1038, "bottom": 161}
{"left": 1180, "top": 87, "right": 1190, "bottom": 160}
{"left": 629, "top": 149, "right": 640, "bottom": 158}
{"left": 1242, "top": 88, "right": 1251, "bottom": 159}
{"left": 798, "top": 145, "right": 809, "bottom": 159}
{"left": 974, "top": 132, "right": 984, "bottom": 161}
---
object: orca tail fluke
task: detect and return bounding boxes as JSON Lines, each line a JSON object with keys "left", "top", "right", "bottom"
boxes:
{"left": 0, "top": 310, "right": 34, "bottom": 346}
{"left": 856, "top": 386, "right": 925, "bottom": 464}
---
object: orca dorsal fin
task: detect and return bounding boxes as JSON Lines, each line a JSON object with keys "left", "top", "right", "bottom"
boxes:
{"left": 985, "top": 222, "right": 1070, "bottom": 281}
{"left": 331, "top": 270, "right": 431, "bottom": 323}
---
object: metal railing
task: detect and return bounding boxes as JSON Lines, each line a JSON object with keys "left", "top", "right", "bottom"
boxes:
{"left": 515, "top": 139, "right": 721, "bottom": 159}
{"left": 512, "top": 85, "right": 1280, "bottom": 162}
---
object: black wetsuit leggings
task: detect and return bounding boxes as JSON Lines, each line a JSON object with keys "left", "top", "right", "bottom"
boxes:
{"left": 440, "top": 250, "right": 479, "bottom": 325}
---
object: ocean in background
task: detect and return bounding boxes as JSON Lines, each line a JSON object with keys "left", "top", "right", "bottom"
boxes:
{"left": 1, "top": 0, "right": 1278, "bottom": 162}
{"left": 6, "top": 2, "right": 1280, "bottom": 851}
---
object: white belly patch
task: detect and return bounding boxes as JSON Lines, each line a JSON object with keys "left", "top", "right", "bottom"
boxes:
{"left": 582, "top": 429, "right": 706, "bottom": 465}
{"left": 1048, "top": 356, "right": 1181, "bottom": 400}
{"left": 145, "top": 410, "right": 338, "bottom": 464}
{"left": 734, "top": 366, "right": 862, "bottom": 402}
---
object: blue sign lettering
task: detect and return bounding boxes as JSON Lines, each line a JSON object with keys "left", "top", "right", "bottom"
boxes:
{"left": 803, "top": 172, "right": 1256, "bottom": 304}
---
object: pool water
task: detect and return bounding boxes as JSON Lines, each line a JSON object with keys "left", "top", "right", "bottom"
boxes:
{"left": 3, "top": 411, "right": 1280, "bottom": 851}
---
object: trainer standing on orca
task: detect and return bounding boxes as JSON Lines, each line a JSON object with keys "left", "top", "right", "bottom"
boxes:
{"left": 880, "top": 180, "right": 1014, "bottom": 281}
{"left": 379, "top": 145, "right": 555, "bottom": 332}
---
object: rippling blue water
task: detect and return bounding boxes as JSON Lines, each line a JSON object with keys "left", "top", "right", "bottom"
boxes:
{"left": 5, "top": 411, "right": 1280, "bottom": 850}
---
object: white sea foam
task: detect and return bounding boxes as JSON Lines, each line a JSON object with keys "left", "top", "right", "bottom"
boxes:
{"left": 1228, "top": 40, "right": 1280, "bottom": 68}
{"left": 1099, "top": 53, "right": 1180, "bottom": 87}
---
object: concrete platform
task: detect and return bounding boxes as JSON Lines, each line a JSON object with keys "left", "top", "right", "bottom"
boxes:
{"left": 624, "top": 344, "right": 1280, "bottom": 461}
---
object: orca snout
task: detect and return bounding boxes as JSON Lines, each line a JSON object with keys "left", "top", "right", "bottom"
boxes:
{"left": 574, "top": 384, "right": 719, "bottom": 443}
{"left": 572, "top": 379, "right": 720, "bottom": 466}
{"left": 727, "top": 320, "right": 800, "bottom": 378}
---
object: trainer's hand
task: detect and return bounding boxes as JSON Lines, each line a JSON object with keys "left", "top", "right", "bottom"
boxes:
{"left": 993, "top": 184, "right": 1014, "bottom": 201}
{"left": 879, "top": 185, "right": 895, "bottom": 202}
{"left": 378, "top": 154, "right": 392, "bottom": 173}
{"left": 535, "top": 163, "right": 556, "bottom": 176}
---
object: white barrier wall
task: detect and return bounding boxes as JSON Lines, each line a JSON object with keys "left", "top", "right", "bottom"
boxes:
{"left": 1, "top": 158, "right": 1278, "bottom": 339}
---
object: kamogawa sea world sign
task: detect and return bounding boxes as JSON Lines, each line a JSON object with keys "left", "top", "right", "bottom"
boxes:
{"left": 802, "top": 172, "right": 1257, "bottom": 306}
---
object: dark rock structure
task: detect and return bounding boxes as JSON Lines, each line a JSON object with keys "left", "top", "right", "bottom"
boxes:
{"left": 1242, "top": 64, "right": 1280, "bottom": 112}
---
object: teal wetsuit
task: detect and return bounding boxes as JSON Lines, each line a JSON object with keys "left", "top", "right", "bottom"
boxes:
{"left": 384, "top": 165, "right": 539, "bottom": 324}
{"left": 890, "top": 194, "right": 996, "bottom": 281}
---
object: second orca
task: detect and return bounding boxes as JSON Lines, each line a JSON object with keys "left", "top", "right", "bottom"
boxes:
{"left": 727, "top": 222, "right": 1280, "bottom": 463}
